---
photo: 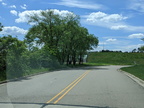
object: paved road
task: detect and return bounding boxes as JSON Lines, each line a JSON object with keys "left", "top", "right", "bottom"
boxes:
{"left": 0, "top": 66, "right": 144, "bottom": 108}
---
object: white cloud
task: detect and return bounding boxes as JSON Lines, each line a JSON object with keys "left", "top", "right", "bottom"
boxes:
{"left": 111, "top": 25, "right": 144, "bottom": 31}
{"left": 51, "top": 9, "right": 74, "bottom": 17}
{"left": 121, "top": 44, "right": 144, "bottom": 51}
{"left": 93, "top": 37, "right": 144, "bottom": 52}
{"left": 110, "top": 25, "right": 128, "bottom": 30}
{"left": 9, "top": 5, "right": 16, "bottom": 9}
{"left": 106, "top": 38, "right": 117, "bottom": 42}
{"left": 86, "top": 12, "right": 128, "bottom": 23}
{"left": 85, "top": 11, "right": 144, "bottom": 32}
{"left": 20, "top": 4, "right": 27, "bottom": 10}
{"left": 52, "top": 0, "right": 105, "bottom": 10}
{"left": 0, "top": 0, "right": 3, "bottom": 2}
{"left": 15, "top": 9, "right": 74, "bottom": 23}
{"left": 126, "top": 25, "right": 144, "bottom": 32}
{"left": 16, "top": 10, "right": 41, "bottom": 23}
{"left": 0, "top": 26, "right": 28, "bottom": 36}
{"left": 2, "top": 2, "right": 7, "bottom": 6}
{"left": 10, "top": 10, "right": 18, "bottom": 16}
{"left": 128, "top": 0, "right": 144, "bottom": 13}
{"left": 96, "top": 42, "right": 143, "bottom": 52}
{"left": 128, "top": 33, "right": 144, "bottom": 38}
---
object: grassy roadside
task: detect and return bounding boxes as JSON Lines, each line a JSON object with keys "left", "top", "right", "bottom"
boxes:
{"left": 121, "top": 65, "right": 144, "bottom": 80}
{"left": 0, "top": 68, "right": 49, "bottom": 82}
{"left": 24, "top": 68, "right": 49, "bottom": 76}
{"left": 83, "top": 63, "right": 113, "bottom": 66}
{"left": 87, "top": 52, "right": 144, "bottom": 81}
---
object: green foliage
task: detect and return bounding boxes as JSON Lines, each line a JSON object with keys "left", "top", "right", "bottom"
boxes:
{"left": 0, "top": 11, "right": 99, "bottom": 81}
{"left": 0, "top": 35, "right": 29, "bottom": 80}
{"left": 0, "top": 22, "right": 3, "bottom": 31}
{"left": 0, "top": 36, "right": 18, "bottom": 80}
{"left": 138, "top": 46, "right": 144, "bottom": 52}
{"left": 25, "top": 10, "right": 99, "bottom": 65}
{"left": 6, "top": 38, "right": 29, "bottom": 79}
{"left": 87, "top": 52, "right": 144, "bottom": 65}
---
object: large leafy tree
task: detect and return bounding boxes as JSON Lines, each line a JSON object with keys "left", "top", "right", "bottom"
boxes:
{"left": 25, "top": 10, "right": 99, "bottom": 66}
{"left": 138, "top": 46, "right": 144, "bottom": 52}
{"left": 26, "top": 10, "right": 65, "bottom": 54}
{"left": 0, "top": 35, "right": 28, "bottom": 80}
{"left": 0, "top": 36, "right": 17, "bottom": 80}
{"left": 138, "top": 38, "right": 144, "bottom": 52}
{"left": 0, "top": 22, "right": 3, "bottom": 31}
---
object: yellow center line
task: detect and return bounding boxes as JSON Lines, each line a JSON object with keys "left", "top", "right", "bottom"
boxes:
{"left": 46, "top": 70, "right": 91, "bottom": 104}
{"left": 54, "top": 70, "right": 90, "bottom": 104}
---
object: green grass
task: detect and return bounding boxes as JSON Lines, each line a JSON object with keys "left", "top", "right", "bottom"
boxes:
{"left": 87, "top": 52, "right": 144, "bottom": 65}
{"left": 67, "top": 63, "right": 109, "bottom": 68}
{"left": 24, "top": 65, "right": 68, "bottom": 76}
{"left": 84, "top": 62, "right": 113, "bottom": 66}
{"left": 121, "top": 65, "right": 144, "bottom": 80}
{"left": 25, "top": 68, "right": 49, "bottom": 76}
{"left": 87, "top": 52, "right": 144, "bottom": 81}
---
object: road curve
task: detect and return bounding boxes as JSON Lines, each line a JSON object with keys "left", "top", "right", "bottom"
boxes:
{"left": 0, "top": 65, "right": 144, "bottom": 108}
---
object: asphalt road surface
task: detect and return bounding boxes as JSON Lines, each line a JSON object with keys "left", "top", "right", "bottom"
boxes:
{"left": 0, "top": 65, "right": 144, "bottom": 108}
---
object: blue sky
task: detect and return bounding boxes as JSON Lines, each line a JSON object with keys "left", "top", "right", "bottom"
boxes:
{"left": 0, "top": 0, "right": 144, "bottom": 52}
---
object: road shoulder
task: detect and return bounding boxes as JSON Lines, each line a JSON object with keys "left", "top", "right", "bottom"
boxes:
{"left": 118, "top": 69, "right": 144, "bottom": 88}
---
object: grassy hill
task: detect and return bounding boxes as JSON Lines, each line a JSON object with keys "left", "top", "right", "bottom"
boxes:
{"left": 87, "top": 52, "right": 144, "bottom": 65}
{"left": 87, "top": 51, "right": 144, "bottom": 80}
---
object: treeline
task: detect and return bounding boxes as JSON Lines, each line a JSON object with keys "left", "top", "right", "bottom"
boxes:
{"left": 0, "top": 10, "right": 98, "bottom": 81}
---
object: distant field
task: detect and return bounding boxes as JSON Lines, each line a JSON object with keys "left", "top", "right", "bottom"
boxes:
{"left": 87, "top": 52, "right": 144, "bottom": 65}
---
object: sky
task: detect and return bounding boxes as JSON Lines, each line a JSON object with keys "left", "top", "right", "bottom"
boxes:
{"left": 0, "top": 0, "right": 144, "bottom": 52}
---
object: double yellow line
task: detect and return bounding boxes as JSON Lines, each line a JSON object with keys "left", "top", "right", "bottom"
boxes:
{"left": 46, "top": 70, "right": 91, "bottom": 104}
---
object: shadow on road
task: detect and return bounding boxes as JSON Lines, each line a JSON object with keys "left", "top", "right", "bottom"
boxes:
{"left": 75, "top": 66, "right": 109, "bottom": 70}
{"left": 2, "top": 66, "right": 108, "bottom": 84}
{"left": 41, "top": 103, "right": 111, "bottom": 108}
{"left": 1, "top": 77, "right": 32, "bottom": 84}
{"left": 0, "top": 101, "right": 43, "bottom": 108}
{"left": 0, "top": 102, "right": 112, "bottom": 108}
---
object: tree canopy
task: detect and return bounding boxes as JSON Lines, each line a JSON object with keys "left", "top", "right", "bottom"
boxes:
{"left": 25, "top": 10, "right": 99, "bottom": 65}
{"left": 0, "top": 11, "right": 99, "bottom": 81}
{"left": 0, "top": 22, "right": 3, "bottom": 32}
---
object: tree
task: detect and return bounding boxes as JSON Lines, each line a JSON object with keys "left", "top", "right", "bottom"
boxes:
{"left": 0, "top": 36, "right": 17, "bottom": 80}
{"left": 0, "top": 35, "right": 29, "bottom": 80}
{"left": 57, "top": 16, "right": 98, "bottom": 65}
{"left": 132, "top": 49, "right": 137, "bottom": 53}
{"left": 138, "top": 46, "right": 144, "bottom": 52}
{"left": 138, "top": 38, "right": 144, "bottom": 52}
{"left": 0, "top": 22, "right": 3, "bottom": 31}
{"left": 25, "top": 10, "right": 66, "bottom": 66}
{"left": 25, "top": 10, "right": 99, "bottom": 66}
{"left": 26, "top": 10, "right": 65, "bottom": 54}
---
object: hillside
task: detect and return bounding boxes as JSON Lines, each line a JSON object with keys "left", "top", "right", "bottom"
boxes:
{"left": 87, "top": 52, "right": 144, "bottom": 65}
